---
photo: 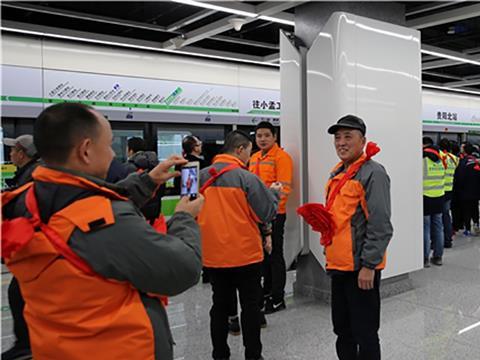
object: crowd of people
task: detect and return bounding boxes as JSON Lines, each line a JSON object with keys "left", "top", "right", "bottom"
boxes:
{"left": 422, "top": 136, "right": 480, "bottom": 268}
{"left": 5, "top": 102, "right": 451, "bottom": 360}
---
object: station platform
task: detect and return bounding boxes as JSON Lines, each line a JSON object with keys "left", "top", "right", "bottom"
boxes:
{"left": 2, "top": 233, "right": 479, "bottom": 359}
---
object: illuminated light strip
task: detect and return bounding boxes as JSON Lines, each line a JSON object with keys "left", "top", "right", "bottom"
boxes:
{"left": 458, "top": 320, "right": 480, "bottom": 335}
{"left": 421, "top": 49, "right": 480, "bottom": 67}
{"left": 171, "top": 0, "right": 257, "bottom": 17}
{"left": 258, "top": 16, "right": 294, "bottom": 26}
{"left": 171, "top": 0, "right": 294, "bottom": 26}
{"left": 0, "top": 26, "right": 280, "bottom": 68}
{"left": 422, "top": 84, "right": 480, "bottom": 96}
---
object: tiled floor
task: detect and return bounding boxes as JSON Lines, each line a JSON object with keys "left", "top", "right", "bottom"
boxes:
{"left": 2, "top": 233, "right": 480, "bottom": 359}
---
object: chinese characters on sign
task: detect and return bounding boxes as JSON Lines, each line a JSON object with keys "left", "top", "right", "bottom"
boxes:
{"left": 437, "top": 111, "right": 458, "bottom": 121}
{"left": 252, "top": 100, "right": 281, "bottom": 110}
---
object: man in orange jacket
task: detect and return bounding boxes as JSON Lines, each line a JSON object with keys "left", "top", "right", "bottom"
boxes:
{"left": 249, "top": 121, "right": 293, "bottom": 313}
{"left": 2, "top": 103, "right": 204, "bottom": 360}
{"left": 198, "top": 130, "right": 280, "bottom": 360}
{"left": 325, "top": 115, "right": 393, "bottom": 360}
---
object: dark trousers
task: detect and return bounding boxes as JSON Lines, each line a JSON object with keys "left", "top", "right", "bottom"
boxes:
{"left": 209, "top": 263, "right": 263, "bottom": 360}
{"left": 462, "top": 199, "right": 478, "bottom": 231}
{"left": 331, "top": 271, "right": 381, "bottom": 360}
{"left": 442, "top": 198, "right": 453, "bottom": 246}
{"left": 8, "top": 277, "right": 30, "bottom": 349}
{"left": 473, "top": 200, "right": 479, "bottom": 226}
{"left": 451, "top": 197, "right": 463, "bottom": 231}
{"left": 263, "top": 214, "right": 287, "bottom": 303}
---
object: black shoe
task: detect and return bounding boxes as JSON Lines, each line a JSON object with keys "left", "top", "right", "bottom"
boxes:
{"left": 431, "top": 257, "right": 443, "bottom": 266}
{"left": 424, "top": 259, "right": 430, "bottom": 268}
{"left": 265, "top": 299, "right": 286, "bottom": 314}
{"left": 1, "top": 345, "right": 32, "bottom": 360}
{"left": 260, "top": 312, "right": 267, "bottom": 329}
{"left": 228, "top": 316, "right": 241, "bottom": 336}
{"left": 444, "top": 242, "right": 452, "bottom": 249}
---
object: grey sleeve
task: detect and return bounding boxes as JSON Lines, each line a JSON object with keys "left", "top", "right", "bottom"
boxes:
{"left": 69, "top": 201, "right": 202, "bottom": 296}
{"left": 245, "top": 173, "right": 280, "bottom": 224}
{"left": 360, "top": 169, "right": 393, "bottom": 269}
{"left": 114, "top": 172, "right": 158, "bottom": 208}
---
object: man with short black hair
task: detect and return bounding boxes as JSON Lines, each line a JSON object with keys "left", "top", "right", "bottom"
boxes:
{"left": 199, "top": 130, "right": 280, "bottom": 360}
{"left": 2, "top": 102, "right": 204, "bottom": 360}
{"left": 182, "top": 135, "right": 207, "bottom": 169}
{"left": 249, "top": 121, "right": 293, "bottom": 314}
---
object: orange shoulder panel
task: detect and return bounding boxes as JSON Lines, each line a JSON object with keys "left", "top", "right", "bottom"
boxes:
{"left": 1, "top": 182, "right": 33, "bottom": 206}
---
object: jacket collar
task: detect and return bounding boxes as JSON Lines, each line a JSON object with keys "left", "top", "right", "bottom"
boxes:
{"left": 213, "top": 154, "right": 247, "bottom": 168}
{"left": 258, "top": 143, "right": 279, "bottom": 159}
{"left": 32, "top": 165, "right": 127, "bottom": 200}
{"left": 330, "top": 153, "right": 367, "bottom": 178}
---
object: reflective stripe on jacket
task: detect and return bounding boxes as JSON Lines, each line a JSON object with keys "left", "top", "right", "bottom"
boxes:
{"left": 423, "top": 157, "right": 446, "bottom": 198}
{"left": 325, "top": 156, "right": 393, "bottom": 271}
{"left": 249, "top": 143, "right": 293, "bottom": 214}
{"left": 199, "top": 154, "right": 279, "bottom": 268}
{"left": 440, "top": 151, "right": 458, "bottom": 192}
{"left": 2, "top": 166, "right": 201, "bottom": 360}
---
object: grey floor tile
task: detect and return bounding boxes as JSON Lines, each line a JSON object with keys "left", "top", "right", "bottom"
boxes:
{"left": 2, "top": 234, "right": 480, "bottom": 360}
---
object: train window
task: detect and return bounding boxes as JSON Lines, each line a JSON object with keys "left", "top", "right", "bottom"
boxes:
{"left": 112, "top": 129, "right": 144, "bottom": 162}
{"left": 157, "top": 130, "right": 191, "bottom": 161}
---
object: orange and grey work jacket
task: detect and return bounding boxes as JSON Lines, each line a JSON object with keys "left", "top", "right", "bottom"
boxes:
{"left": 198, "top": 154, "right": 280, "bottom": 268}
{"left": 2, "top": 166, "right": 202, "bottom": 360}
{"left": 325, "top": 155, "right": 393, "bottom": 272}
{"left": 249, "top": 143, "right": 293, "bottom": 214}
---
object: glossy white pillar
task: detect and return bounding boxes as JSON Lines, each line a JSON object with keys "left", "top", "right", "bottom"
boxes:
{"left": 306, "top": 12, "right": 423, "bottom": 279}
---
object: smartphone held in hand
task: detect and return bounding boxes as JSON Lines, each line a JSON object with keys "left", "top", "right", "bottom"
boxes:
{"left": 181, "top": 161, "right": 200, "bottom": 200}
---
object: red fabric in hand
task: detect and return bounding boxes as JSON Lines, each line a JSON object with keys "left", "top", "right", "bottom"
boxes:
{"left": 1, "top": 218, "right": 35, "bottom": 259}
{"left": 297, "top": 141, "right": 380, "bottom": 247}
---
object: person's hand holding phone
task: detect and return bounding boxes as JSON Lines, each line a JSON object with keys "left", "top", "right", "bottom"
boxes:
{"left": 270, "top": 182, "right": 283, "bottom": 192}
{"left": 148, "top": 155, "right": 187, "bottom": 185}
{"left": 175, "top": 194, "right": 205, "bottom": 218}
{"left": 181, "top": 161, "right": 200, "bottom": 200}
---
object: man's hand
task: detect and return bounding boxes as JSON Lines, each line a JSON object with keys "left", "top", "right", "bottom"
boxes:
{"left": 270, "top": 182, "right": 283, "bottom": 192}
{"left": 175, "top": 195, "right": 204, "bottom": 218}
{"left": 264, "top": 235, "right": 272, "bottom": 254}
{"left": 148, "top": 155, "right": 187, "bottom": 185}
{"left": 358, "top": 267, "right": 375, "bottom": 290}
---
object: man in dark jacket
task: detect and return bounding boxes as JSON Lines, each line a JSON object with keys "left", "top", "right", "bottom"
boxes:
{"left": 453, "top": 143, "right": 480, "bottom": 236}
{"left": 2, "top": 134, "right": 40, "bottom": 360}
{"left": 182, "top": 135, "right": 208, "bottom": 168}
{"left": 124, "top": 137, "right": 163, "bottom": 222}
{"left": 4, "top": 135, "right": 39, "bottom": 188}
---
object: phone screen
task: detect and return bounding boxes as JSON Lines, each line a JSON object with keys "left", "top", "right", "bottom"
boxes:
{"left": 181, "top": 162, "right": 199, "bottom": 199}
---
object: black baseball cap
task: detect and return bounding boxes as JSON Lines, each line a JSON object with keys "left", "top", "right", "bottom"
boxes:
{"left": 327, "top": 115, "right": 366, "bottom": 136}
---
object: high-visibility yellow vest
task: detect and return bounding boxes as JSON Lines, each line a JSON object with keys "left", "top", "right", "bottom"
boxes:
{"left": 423, "top": 157, "right": 446, "bottom": 198}
{"left": 440, "top": 151, "right": 458, "bottom": 192}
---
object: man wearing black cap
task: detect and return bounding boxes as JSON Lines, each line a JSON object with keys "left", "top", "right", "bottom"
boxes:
{"left": 325, "top": 115, "right": 393, "bottom": 360}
